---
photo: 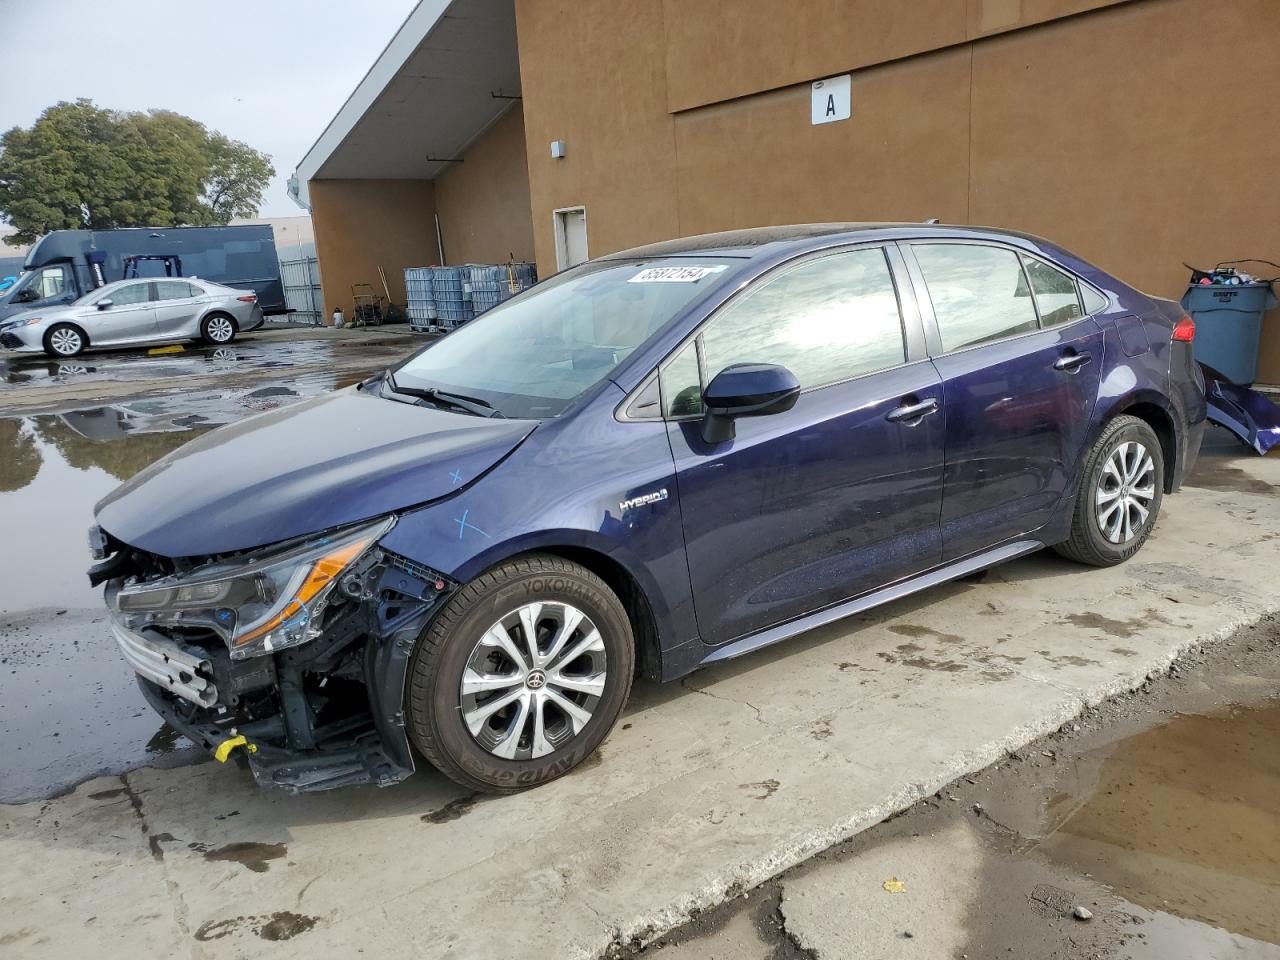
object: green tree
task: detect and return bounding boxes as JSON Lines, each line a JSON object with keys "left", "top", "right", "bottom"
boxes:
{"left": 0, "top": 99, "right": 274, "bottom": 243}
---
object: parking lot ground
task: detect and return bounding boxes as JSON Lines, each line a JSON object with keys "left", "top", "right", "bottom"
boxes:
{"left": 641, "top": 615, "right": 1280, "bottom": 960}
{"left": 0, "top": 324, "right": 423, "bottom": 417}
{"left": 1, "top": 426, "right": 1277, "bottom": 959}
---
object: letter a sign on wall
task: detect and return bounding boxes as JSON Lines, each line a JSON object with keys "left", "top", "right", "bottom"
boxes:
{"left": 811, "top": 75, "right": 852, "bottom": 125}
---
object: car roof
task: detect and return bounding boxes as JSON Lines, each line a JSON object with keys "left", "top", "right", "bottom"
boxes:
{"left": 602, "top": 222, "right": 1059, "bottom": 262}
{"left": 96, "top": 276, "right": 206, "bottom": 292}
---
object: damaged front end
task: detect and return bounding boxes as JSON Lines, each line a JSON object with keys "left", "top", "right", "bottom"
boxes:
{"left": 89, "top": 517, "right": 454, "bottom": 792}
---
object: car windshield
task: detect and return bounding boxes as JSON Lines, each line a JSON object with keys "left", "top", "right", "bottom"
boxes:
{"left": 391, "top": 257, "right": 735, "bottom": 419}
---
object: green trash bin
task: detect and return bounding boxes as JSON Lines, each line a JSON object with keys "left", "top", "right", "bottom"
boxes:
{"left": 1179, "top": 282, "right": 1277, "bottom": 386}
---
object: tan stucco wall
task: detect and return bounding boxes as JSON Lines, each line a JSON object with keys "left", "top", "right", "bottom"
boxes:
{"left": 310, "top": 179, "right": 440, "bottom": 322}
{"left": 662, "top": 0, "right": 1131, "bottom": 112}
{"left": 433, "top": 107, "right": 536, "bottom": 266}
{"left": 516, "top": 0, "right": 1280, "bottom": 377}
{"left": 515, "top": 0, "right": 681, "bottom": 273}
{"left": 966, "top": 0, "right": 1280, "bottom": 380}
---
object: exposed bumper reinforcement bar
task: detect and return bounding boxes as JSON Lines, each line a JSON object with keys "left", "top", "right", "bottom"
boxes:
{"left": 112, "top": 622, "right": 217, "bottom": 706}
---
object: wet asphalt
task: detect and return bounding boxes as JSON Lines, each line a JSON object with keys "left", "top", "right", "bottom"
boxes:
{"left": 0, "top": 329, "right": 422, "bottom": 803}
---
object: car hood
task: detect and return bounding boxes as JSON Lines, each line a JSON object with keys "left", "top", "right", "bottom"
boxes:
{"left": 95, "top": 386, "right": 538, "bottom": 557}
{"left": 0, "top": 303, "right": 82, "bottom": 329}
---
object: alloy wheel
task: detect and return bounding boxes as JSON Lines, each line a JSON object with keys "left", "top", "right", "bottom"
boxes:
{"left": 207, "top": 316, "right": 234, "bottom": 342}
{"left": 1096, "top": 440, "right": 1156, "bottom": 544}
{"left": 460, "top": 601, "right": 607, "bottom": 761}
{"left": 50, "top": 328, "right": 82, "bottom": 356}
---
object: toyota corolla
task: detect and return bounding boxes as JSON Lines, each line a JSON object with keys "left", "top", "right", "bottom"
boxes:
{"left": 88, "top": 223, "right": 1205, "bottom": 794}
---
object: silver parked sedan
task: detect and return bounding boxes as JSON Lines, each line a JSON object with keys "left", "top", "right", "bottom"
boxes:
{"left": 0, "top": 277, "right": 265, "bottom": 357}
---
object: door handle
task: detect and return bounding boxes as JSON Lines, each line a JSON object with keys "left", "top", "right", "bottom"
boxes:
{"left": 1053, "top": 351, "right": 1091, "bottom": 372}
{"left": 886, "top": 397, "right": 940, "bottom": 424}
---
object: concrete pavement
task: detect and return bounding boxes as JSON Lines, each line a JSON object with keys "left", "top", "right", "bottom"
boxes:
{"left": 2, "top": 433, "right": 1277, "bottom": 959}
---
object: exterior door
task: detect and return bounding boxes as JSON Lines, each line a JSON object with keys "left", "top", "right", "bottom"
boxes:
{"left": 153, "top": 280, "right": 203, "bottom": 336}
{"left": 903, "top": 242, "right": 1105, "bottom": 560}
{"left": 662, "top": 246, "right": 945, "bottom": 648}
{"left": 89, "top": 281, "right": 157, "bottom": 343}
{"left": 554, "top": 208, "right": 588, "bottom": 270}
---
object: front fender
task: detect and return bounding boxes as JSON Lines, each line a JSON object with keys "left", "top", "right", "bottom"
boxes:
{"left": 377, "top": 396, "right": 699, "bottom": 660}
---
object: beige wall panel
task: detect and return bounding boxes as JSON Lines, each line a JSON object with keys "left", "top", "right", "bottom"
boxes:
{"left": 310, "top": 179, "right": 439, "bottom": 322}
{"left": 967, "top": 0, "right": 1130, "bottom": 37}
{"left": 663, "top": 0, "right": 966, "bottom": 113}
{"left": 673, "top": 48, "right": 972, "bottom": 236}
{"left": 434, "top": 107, "right": 536, "bottom": 266}
{"left": 515, "top": 0, "right": 680, "bottom": 274}
{"left": 967, "top": 0, "right": 1280, "bottom": 379}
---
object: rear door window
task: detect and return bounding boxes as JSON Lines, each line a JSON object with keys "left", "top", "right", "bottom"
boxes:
{"left": 1020, "top": 256, "right": 1083, "bottom": 326}
{"left": 154, "top": 280, "right": 200, "bottom": 301}
{"left": 913, "top": 244, "right": 1039, "bottom": 351}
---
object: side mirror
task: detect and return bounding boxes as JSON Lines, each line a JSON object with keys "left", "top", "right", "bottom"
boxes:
{"left": 96, "top": 299, "right": 113, "bottom": 310}
{"left": 14, "top": 288, "right": 38, "bottom": 303}
{"left": 700, "top": 362, "right": 801, "bottom": 444}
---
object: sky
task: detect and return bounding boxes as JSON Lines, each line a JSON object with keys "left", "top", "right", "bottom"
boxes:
{"left": 0, "top": 0, "right": 420, "bottom": 218}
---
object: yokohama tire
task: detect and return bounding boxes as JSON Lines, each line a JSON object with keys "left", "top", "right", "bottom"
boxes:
{"left": 1053, "top": 414, "right": 1164, "bottom": 567}
{"left": 406, "top": 554, "right": 634, "bottom": 793}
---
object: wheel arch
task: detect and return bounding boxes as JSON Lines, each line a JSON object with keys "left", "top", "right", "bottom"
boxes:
{"left": 202, "top": 308, "right": 238, "bottom": 326}
{"left": 441, "top": 532, "right": 668, "bottom": 684}
{"left": 512, "top": 545, "right": 663, "bottom": 683}
{"left": 44, "top": 321, "right": 90, "bottom": 354}
{"left": 1105, "top": 395, "right": 1178, "bottom": 493}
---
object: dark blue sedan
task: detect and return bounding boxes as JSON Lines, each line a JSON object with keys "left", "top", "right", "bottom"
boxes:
{"left": 90, "top": 223, "right": 1206, "bottom": 793}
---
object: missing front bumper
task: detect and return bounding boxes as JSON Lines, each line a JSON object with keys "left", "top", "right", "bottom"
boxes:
{"left": 137, "top": 677, "right": 413, "bottom": 792}
{"left": 116, "top": 549, "right": 455, "bottom": 793}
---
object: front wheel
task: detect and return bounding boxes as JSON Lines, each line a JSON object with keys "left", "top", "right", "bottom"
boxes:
{"left": 1054, "top": 415, "right": 1164, "bottom": 567}
{"left": 44, "top": 323, "right": 86, "bottom": 358}
{"left": 200, "top": 313, "right": 237, "bottom": 345}
{"left": 406, "top": 555, "right": 634, "bottom": 793}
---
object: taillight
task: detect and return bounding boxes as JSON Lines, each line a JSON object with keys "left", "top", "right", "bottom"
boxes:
{"left": 1172, "top": 315, "right": 1195, "bottom": 342}
{"left": 237, "top": 294, "right": 258, "bottom": 303}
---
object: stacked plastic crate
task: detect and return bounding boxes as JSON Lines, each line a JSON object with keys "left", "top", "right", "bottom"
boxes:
{"left": 468, "top": 263, "right": 540, "bottom": 317}
{"left": 431, "top": 266, "right": 473, "bottom": 327}
{"left": 404, "top": 267, "right": 436, "bottom": 331}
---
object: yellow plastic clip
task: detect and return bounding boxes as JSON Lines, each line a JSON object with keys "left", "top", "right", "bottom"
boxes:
{"left": 213, "top": 735, "right": 257, "bottom": 763}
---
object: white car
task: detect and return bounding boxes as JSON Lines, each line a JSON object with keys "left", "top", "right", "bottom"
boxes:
{"left": 0, "top": 277, "right": 265, "bottom": 357}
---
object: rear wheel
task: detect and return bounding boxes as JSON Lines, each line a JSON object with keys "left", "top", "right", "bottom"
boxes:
{"left": 406, "top": 555, "right": 634, "bottom": 793}
{"left": 1054, "top": 415, "right": 1164, "bottom": 566}
{"left": 43, "top": 323, "right": 86, "bottom": 358}
{"left": 200, "top": 313, "right": 237, "bottom": 345}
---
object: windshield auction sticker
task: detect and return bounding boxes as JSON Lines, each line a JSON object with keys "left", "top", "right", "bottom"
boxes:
{"left": 628, "top": 265, "right": 726, "bottom": 283}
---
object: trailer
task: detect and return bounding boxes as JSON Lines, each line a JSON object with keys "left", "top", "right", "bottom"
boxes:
{"left": 0, "top": 225, "right": 287, "bottom": 323}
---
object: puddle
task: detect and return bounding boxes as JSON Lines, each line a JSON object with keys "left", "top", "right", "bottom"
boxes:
{"left": 0, "top": 372, "right": 362, "bottom": 615}
{"left": 1036, "top": 702, "right": 1280, "bottom": 945}
{"left": 0, "top": 369, "right": 373, "bottom": 802}
{"left": 0, "top": 418, "right": 204, "bottom": 612}
{"left": 0, "top": 339, "right": 381, "bottom": 389}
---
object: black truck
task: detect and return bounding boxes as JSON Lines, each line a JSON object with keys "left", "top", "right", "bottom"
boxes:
{"left": 0, "top": 225, "right": 286, "bottom": 323}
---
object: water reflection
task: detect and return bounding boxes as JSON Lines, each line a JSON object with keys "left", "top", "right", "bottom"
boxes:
{"left": 0, "top": 419, "right": 41, "bottom": 492}
{"left": 0, "top": 418, "right": 206, "bottom": 613}
{"left": 0, "top": 367, "right": 362, "bottom": 613}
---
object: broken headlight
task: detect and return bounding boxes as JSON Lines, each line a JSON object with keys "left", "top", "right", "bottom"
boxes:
{"left": 111, "top": 518, "right": 394, "bottom": 660}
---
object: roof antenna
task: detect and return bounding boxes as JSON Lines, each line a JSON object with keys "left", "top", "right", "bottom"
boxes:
{"left": 924, "top": 218, "right": 941, "bottom": 224}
